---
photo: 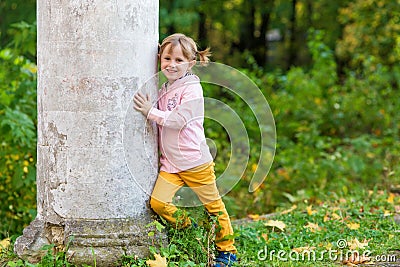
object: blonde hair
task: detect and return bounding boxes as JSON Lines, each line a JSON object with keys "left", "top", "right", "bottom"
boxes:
{"left": 159, "top": 33, "right": 211, "bottom": 65}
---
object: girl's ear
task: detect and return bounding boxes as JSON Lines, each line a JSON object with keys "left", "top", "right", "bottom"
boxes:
{"left": 188, "top": 59, "right": 196, "bottom": 69}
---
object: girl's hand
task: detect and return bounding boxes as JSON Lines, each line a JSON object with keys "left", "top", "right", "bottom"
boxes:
{"left": 133, "top": 93, "right": 152, "bottom": 117}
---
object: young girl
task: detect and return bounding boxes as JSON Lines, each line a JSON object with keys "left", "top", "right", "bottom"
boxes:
{"left": 133, "top": 33, "right": 237, "bottom": 266}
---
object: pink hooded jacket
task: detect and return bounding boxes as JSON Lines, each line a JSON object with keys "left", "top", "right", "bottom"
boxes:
{"left": 147, "top": 74, "right": 213, "bottom": 173}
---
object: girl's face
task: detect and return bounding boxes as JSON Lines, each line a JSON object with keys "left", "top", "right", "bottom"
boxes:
{"left": 160, "top": 44, "right": 195, "bottom": 84}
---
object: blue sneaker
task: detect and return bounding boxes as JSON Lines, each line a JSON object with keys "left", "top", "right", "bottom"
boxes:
{"left": 213, "top": 251, "right": 237, "bottom": 267}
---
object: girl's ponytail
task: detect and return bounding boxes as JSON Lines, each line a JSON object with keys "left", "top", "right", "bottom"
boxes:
{"left": 197, "top": 47, "right": 211, "bottom": 66}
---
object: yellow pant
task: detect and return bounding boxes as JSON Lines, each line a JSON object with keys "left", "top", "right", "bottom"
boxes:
{"left": 150, "top": 162, "right": 237, "bottom": 253}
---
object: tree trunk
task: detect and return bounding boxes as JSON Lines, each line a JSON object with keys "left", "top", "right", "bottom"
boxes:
{"left": 198, "top": 11, "right": 208, "bottom": 49}
{"left": 288, "top": 0, "right": 298, "bottom": 67}
{"left": 254, "top": 1, "right": 273, "bottom": 67}
{"left": 14, "top": 0, "right": 162, "bottom": 265}
{"left": 238, "top": 0, "right": 256, "bottom": 52}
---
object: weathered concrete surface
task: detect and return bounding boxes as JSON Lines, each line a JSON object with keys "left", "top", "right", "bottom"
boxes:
{"left": 64, "top": 216, "right": 165, "bottom": 266}
{"left": 15, "top": 0, "right": 161, "bottom": 265}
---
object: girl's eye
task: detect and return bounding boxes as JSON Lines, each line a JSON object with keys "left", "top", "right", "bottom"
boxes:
{"left": 176, "top": 58, "right": 183, "bottom": 62}
{"left": 164, "top": 57, "right": 170, "bottom": 60}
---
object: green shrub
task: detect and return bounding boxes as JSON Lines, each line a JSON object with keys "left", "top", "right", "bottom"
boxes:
{"left": 224, "top": 30, "right": 400, "bottom": 218}
{"left": 0, "top": 23, "right": 37, "bottom": 240}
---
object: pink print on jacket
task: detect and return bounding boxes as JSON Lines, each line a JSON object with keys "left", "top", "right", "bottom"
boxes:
{"left": 147, "top": 74, "right": 213, "bottom": 173}
{"left": 167, "top": 93, "right": 179, "bottom": 111}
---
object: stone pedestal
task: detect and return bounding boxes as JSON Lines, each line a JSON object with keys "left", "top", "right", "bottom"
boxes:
{"left": 14, "top": 1, "right": 162, "bottom": 265}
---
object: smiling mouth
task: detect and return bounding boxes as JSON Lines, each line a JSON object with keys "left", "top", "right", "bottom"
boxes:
{"left": 165, "top": 68, "right": 178, "bottom": 73}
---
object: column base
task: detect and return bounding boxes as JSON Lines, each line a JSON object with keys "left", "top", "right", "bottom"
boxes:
{"left": 14, "top": 218, "right": 53, "bottom": 263}
{"left": 14, "top": 215, "right": 167, "bottom": 266}
{"left": 65, "top": 216, "right": 166, "bottom": 266}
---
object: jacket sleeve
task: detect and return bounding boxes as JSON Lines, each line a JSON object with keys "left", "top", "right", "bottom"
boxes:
{"left": 147, "top": 84, "right": 204, "bottom": 130}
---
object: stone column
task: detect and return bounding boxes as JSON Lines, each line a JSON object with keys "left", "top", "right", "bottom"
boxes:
{"left": 14, "top": 0, "right": 161, "bottom": 265}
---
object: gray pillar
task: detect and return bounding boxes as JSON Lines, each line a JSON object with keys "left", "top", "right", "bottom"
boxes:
{"left": 14, "top": 0, "right": 161, "bottom": 265}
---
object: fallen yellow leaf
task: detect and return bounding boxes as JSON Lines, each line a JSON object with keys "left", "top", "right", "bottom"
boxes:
{"left": 280, "top": 205, "right": 297, "bottom": 215}
{"left": 384, "top": 210, "right": 392, "bottom": 217}
{"left": 324, "top": 243, "right": 333, "bottom": 250}
{"left": 342, "top": 252, "right": 371, "bottom": 265}
{"left": 146, "top": 253, "right": 167, "bottom": 267}
{"left": 261, "top": 233, "right": 268, "bottom": 241}
{"left": 323, "top": 212, "right": 330, "bottom": 222}
{"left": 0, "top": 238, "right": 10, "bottom": 253}
{"left": 346, "top": 222, "right": 360, "bottom": 230}
{"left": 332, "top": 213, "right": 341, "bottom": 220}
{"left": 248, "top": 214, "right": 260, "bottom": 221}
{"left": 347, "top": 238, "right": 369, "bottom": 250}
{"left": 304, "top": 222, "right": 321, "bottom": 232}
{"left": 307, "top": 205, "right": 316, "bottom": 216}
{"left": 265, "top": 220, "right": 286, "bottom": 231}
{"left": 387, "top": 193, "right": 395, "bottom": 204}
{"left": 292, "top": 246, "right": 316, "bottom": 253}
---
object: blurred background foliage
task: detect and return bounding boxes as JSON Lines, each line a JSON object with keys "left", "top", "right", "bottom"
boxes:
{"left": 0, "top": 0, "right": 399, "bottom": 240}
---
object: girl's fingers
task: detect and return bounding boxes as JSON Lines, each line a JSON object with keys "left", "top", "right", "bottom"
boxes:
{"left": 133, "top": 97, "right": 142, "bottom": 106}
{"left": 134, "top": 92, "right": 151, "bottom": 103}
{"left": 135, "top": 92, "right": 143, "bottom": 98}
{"left": 134, "top": 93, "right": 145, "bottom": 104}
{"left": 133, "top": 102, "right": 144, "bottom": 111}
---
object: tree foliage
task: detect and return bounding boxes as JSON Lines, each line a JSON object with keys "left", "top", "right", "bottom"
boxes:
{"left": 336, "top": 0, "right": 400, "bottom": 70}
{"left": 0, "top": 0, "right": 36, "bottom": 48}
{"left": 0, "top": 23, "right": 37, "bottom": 239}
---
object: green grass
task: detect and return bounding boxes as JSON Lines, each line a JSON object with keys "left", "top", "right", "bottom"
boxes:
{"left": 235, "top": 189, "right": 400, "bottom": 266}
{"left": 1, "top": 189, "right": 399, "bottom": 267}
